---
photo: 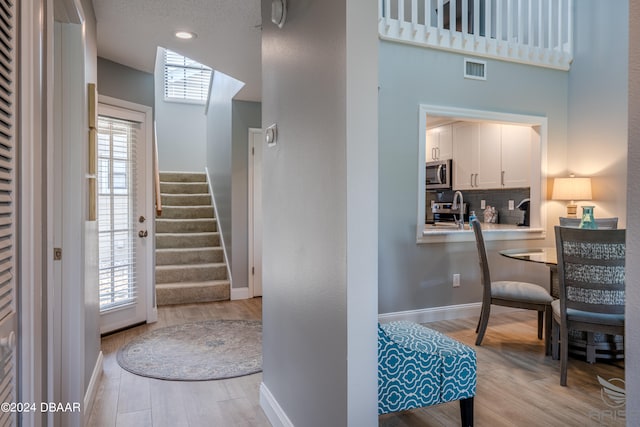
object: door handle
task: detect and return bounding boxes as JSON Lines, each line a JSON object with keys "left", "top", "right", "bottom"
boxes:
{"left": 138, "top": 230, "right": 148, "bottom": 238}
{"left": 139, "top": 215, "right": 146, "bottom": 223}
{"left": 474, "top": 173, "right": 479, "bottom": 187}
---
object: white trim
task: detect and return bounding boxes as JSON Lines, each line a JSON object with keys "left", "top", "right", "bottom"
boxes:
{"left": 96, "top": 97, "right": 157, "bottom": 331}
{"left": 83, "top": 351, "right": 103, "bottom": 425}
{"left": 378, "top": 302, "right": 518, "bottom": 324}
{"left": 247, "top": 128, "right": 263, "bottom": 298}
{"left": 259, "top": 383, "right": 294, "bottom": 427}
{"left": 230, "top": 287, "right": 250, "bottom": 301}
{"left": 204, "top": 167, "right": 233, "bottom": 288}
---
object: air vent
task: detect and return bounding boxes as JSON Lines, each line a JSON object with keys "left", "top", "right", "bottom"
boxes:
{"left": 464, "top": 58, "right": 487, "bottom": 80}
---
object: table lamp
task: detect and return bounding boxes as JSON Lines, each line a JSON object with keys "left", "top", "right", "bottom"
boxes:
{"left": 551, "top": 176, "right": 592, "bottom": 218}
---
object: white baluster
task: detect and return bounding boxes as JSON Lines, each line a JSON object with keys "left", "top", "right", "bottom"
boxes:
{"left": 450, "top": 0, "right": 456, "bottom": 32}
{"left": 548, "top": 0, "right": 553, "bottom": 50}
{"left": 538, "top": 0, "right": 543, "bottom": 49}
{"left": 462, "top": 0, "right": 468, "bottom": 35}
{"left": 557, "top": 0, "right": 562, "bottom": 51}
{"left": 385, "top": 0, "right": 391, "bottom": 30}
{"left": 496, "top": 0, "right": 503, "bottom": 42}
{"left": 485, "top": 0, "right": 491, "bottom": 41}
{"left": 528, "top": 0, "right": 533, "bottom": 48}
{"left": 411, "top": 0, "right": 418, "bottom": 35}
{"left": 437, "top": 0, "right": 444, "bottom": 30}
{"left": 398, "top": 0, "right": 405, "bottom": 33}
{"left": 474, "top": 0, "right": 480, "bottom": 43}
{"left": 518, "top": 0, "right": 523, "bottom": 47}
{"left": 507, "top": 0, "right": 513, "bottom": 43}
{"left": 567, "top": 0, "right": 573, "bottom": 56}
{"left": 426, "top": 0, "right": 432, "bottom": 29}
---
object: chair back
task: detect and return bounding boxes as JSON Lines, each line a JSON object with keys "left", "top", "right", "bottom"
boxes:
{"left": 559, "top": 217, "right": 619, "bottom": 229}
{"left": 471, "top": 219, "right": 492, "bottom": 302}
{"left": 554, "top": 226, "right": 625, "bottom": 315}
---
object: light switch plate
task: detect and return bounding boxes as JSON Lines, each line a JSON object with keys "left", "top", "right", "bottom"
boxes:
{"left": 265, "top": 124, "right": 278, "bottom": 147}
{"left": 480, "top": 199, "right": 486, "bottom": 209}
{"left": 508, "top": 200, "right": 515, "bottom": 210}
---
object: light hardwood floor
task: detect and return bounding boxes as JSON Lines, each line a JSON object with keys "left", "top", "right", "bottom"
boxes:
{"left": 89, "top": 300, "right": 625, "bottom": 427}
{"left": 87, "top": 298, "right": 270, "bottom": 427}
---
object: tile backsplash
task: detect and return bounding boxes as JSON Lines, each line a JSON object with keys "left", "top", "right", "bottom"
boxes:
{"left": 427, "top": 188, "right": 531, "bottom": 225}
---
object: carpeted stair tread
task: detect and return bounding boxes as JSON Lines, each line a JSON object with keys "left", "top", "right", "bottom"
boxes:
{"left": 156, "top": 218, "right": 217, "bottom": 233}
{"left": 156, "top": 247, "right": 224, "bottom": 265}
{"left": 160, "top": 205, "right": 215, "bottom": 219}
{"left": 156, "top": 232, "right": 220, "bottom": 249}
{"left": 159, "top": 172, "right": 207, "bottom": 183}
{"left": 160, "top": 182, "right": 210, "bottom": 194}
{"left": 156, "top": 262, "right": 228, "bottom": 284}
{"left": 155, "top": 280, "right": 230, "bottom": 305}
{"left": 161, "top": 193, "right": 211, "bottom": 206}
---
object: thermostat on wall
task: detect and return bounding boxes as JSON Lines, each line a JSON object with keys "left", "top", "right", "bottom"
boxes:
{"left": 265, "top": 124, "right": 278, "bottom": 147}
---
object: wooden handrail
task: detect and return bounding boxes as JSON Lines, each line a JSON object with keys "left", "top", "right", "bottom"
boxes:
{"left": 153, "top": 121, "right": 162, "bottom": 217}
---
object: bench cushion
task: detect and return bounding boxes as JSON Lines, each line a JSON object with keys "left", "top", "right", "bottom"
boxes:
{"left": 378, "top": 321, "right": 476, "bottom": 415}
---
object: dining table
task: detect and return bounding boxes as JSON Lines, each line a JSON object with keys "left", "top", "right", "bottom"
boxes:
{"left": 499, "top": 247, "right": 624, "bottom": 363}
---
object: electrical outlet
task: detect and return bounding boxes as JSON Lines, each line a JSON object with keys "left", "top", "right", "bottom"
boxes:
{"left": 508, "top": 200, "right": 515, "bottom": 210}
{"left": 453, "top": 273, "right": 461, "bottom": 288}
{"left": 480, "top": 199, "right": 486, "bottom": 209}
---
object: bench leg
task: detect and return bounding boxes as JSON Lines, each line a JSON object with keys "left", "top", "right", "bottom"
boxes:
{"left": 459, "top": 397, "right": 474, "bottom": 427}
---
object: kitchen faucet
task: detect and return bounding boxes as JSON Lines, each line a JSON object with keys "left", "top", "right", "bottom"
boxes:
{"left": 452, "top": 191, "right": 464, "bottom": 229}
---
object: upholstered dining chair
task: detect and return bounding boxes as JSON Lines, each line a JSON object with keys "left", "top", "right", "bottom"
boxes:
{"left": 471, "top": 219, "right": 553, "bottom": 352}
{"left": 559, "top": 217, "right": 619, "bottom": 229}
{"left": 552, "top": 226, "right": 625, "bottom": 386}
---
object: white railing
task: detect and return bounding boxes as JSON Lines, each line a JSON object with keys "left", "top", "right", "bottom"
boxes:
{"left": 379, "top": 0, "right": 573, "bottom": 70}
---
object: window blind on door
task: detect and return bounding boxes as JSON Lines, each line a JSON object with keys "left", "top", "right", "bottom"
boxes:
{"left": 0, "top": 0, "right": 16, "bottom": 423}
{"left": 97, "top": 116, "right": 139, "bottom": 311}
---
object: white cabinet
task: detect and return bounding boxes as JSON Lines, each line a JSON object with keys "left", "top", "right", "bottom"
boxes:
{"left": 452, "top": 122, "right": 530, "bottom": 190}
{"left": 426, "top": 124, "right": 453, "bottom": 161}
{"left": 500, "top": 124, "right": 531, "bottom": 188}
{"left": 452, "top": 122, "right": 501, "bottom": 190}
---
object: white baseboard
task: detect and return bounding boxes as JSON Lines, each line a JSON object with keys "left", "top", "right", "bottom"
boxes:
{"left": 83, "top": 351, "right": 103, "bottom": 425}
{"left": 260, "top": 382, "right": 294, "bottom": 427}
{"left": 230, "top": 286, "right": 250, "bottom": 300}
{"left": 378, "top": 302, "right": 517, "bottom": 324}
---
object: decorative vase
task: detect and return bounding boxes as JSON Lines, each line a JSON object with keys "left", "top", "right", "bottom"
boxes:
{"left": 579, "top": 206, "right": 597, "bottom": 229}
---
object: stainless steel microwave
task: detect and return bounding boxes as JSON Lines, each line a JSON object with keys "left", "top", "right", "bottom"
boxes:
{"left": 426, "top": 159, "right": 452, "bottom": 190}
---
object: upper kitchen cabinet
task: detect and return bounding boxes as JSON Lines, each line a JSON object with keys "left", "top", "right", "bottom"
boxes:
{"left": 452, "top": 122, "right": 531, "bottom": 190}
{"left": 500, "top": 124, "right": 532, "bottom": 188}
{"left": 426, "top": 124, "right": 453, "bottom": 161}
{"left": 452, "top": 122, "right": 501, "bottom": 190}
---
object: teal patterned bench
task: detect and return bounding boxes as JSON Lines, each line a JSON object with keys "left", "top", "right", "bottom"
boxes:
{"left": 378, "top": 321, "right": 476, "bottom": 426}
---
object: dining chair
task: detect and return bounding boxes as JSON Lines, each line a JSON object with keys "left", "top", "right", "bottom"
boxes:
{"left": 552, "top": 226, "right": 625, "bottom": 386}
{"left": 471, "top": 219, "right": 553, "bottom": 352}
{"left": 559, "top": 217, "right": 619, "bottom": 229}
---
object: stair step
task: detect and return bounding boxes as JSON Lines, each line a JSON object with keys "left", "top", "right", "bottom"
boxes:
{"left": 156, "top": 280, "right": 230, "bottom": 306}
{"left": 159, "top": 172, "right": 207, "bottom": 183}
{"left": 160, "top": 205, "right": 215, "bottom": 219}
{"left": 161, "top": 193, "right": 211, "bottom": 206}
{"left": 160, "top": 182, "right": 209, "bottom": 194}
{"left": 156, "top": 218, "right": 217, "bottom": 233}
{"left": 156, "top": 247, "right": 224, "bottom": 265}
{"left": 156, "top": 262, "right": 227, "bottom": 284}
{"left": 156, "top": 232, "right": 220, "bottom": 249}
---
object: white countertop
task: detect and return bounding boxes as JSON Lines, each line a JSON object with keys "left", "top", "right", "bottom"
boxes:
{"left": 419, "top": 222, "right": 545, "bottom": 243}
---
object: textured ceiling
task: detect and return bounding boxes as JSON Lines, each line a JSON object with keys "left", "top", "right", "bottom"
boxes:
{"left": 92, "top": 0, "right": 262, "bottom": 101}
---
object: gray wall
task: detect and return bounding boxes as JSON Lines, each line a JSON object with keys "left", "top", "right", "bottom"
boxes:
{"left": 261, "top": 0, "right": 378, "bottom": 425}
{"left": 155, "top": 50, "right": 207, "bottom": 172}
{"left": 567, "top": 1, "right": 628, "bottom": 225}
{"left": 205, "top": 71, "right": 244, "bottom": 281}
{"left": 230, "top": 100, "right": 261, "bottom": 288}
{"left": 379, "top": 41, "right": 569, "bottom": 314}
{"left": 97, "top": 57, "right": 154, "bottom": 109}
{"left": 627, "top": 0, "right": 639, "bottom": 421}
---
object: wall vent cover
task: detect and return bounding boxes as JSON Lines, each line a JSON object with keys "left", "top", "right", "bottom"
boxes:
{"left": 464, "top": 58, "right": 487, "bottom": 80}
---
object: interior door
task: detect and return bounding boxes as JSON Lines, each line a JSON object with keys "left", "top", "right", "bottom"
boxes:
{"left": 97, "top": 104, "right": 150, "bottom": 333}
{"left": 248, "top": 129, "right": 263, "bottom": 297}
{"left": 0, "top": 0, "right": 17, "bottom": 423}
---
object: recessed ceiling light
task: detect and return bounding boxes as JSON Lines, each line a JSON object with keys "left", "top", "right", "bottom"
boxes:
{"left": 175, "top": 31, "right": 196, "bottom": 40}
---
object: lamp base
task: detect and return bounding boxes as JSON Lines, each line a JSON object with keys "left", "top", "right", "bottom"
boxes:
{"left": 566, "top": 204, "right": 578, "bottom": 218}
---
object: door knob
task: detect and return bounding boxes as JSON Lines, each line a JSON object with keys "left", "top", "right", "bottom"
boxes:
{"left": 139, "top": 215, "right": 146, "bottom": 223}
{"left": 138, "top": 230, "right": 148, "bottom": 238}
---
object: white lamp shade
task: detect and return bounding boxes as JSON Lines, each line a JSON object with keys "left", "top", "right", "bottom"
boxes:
{"left": 552, "top": 177, "right": 592, "bottom": 201}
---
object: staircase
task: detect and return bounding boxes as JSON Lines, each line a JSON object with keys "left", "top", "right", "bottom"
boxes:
{"left": 155, "top": 172, "right": 230, "bottom": 305}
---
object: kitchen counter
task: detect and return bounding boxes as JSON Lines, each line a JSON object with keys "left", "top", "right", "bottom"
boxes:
{"left": 419, "top": 222, "right": 545, "bottom": 243}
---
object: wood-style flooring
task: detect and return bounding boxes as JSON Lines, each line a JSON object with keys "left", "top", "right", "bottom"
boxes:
{"left": 87, "top": 298, "right": 270, "bottom": 427}
{"left": 88, "top": 299, "right": 625, "bottom": 427}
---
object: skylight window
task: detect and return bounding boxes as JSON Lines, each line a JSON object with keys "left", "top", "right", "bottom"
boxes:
{"left": 163, "top": 49, "right": 212, "bottom": 104}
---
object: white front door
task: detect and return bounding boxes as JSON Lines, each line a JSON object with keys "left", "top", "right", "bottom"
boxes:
{"left": 248, "top": 129, "right": 263, "bottom": 297}
{"left": 97, "top": 103, "right": 152, "bottom": 333}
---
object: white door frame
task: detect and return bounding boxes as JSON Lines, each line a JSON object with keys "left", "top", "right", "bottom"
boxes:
{"left": 248, "top": 128, "right": 263, "bottom": 297}
{"left": 98, "top": 95, "right": 157, "bottom": 333}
